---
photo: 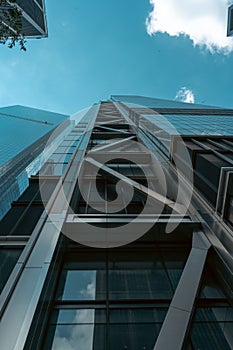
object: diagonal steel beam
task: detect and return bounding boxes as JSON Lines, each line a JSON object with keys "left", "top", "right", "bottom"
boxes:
{"left": 88, "top": 136, "right": 136, "bottom": 153}
{"left": 96, "top": 125, "right": 129, "bottom": 134}
{"left": 85, "top": 157, "right": 185, "bottom": 213}
{"left": 154, "top": 231, "right": 211, "bottom": 350}
{"left": 96, "top": 118, "right": 124, "bottom": 125}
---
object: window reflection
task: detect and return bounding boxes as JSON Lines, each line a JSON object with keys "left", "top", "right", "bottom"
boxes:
{"left": 55, "top": 250, "right": 188, "bottom": 302}
{"left": 47, "top": 309, "right": 106, "bottom": 350}
{"left": 109, "top": 308, "right": 167, "bottom": 350}
{"left": 109, "top": 265, "right": 173, "bottom": 300}
{"left": 52, "top": 325, "right": 96, "bottom": 350}
{"left": 190, "top": 307, "right": 233, "bottom": 350}
{"left": 56, "top": 260, "right": 106, "bottom": 301}
{"left": 187, "top": 258, "right": 233, "bottom": 350}
{"left": 108, "top": 251, "right": 186, "bottom": 300}
{"left": 199, "top": 273, "right": 227, "bottom": 299}
{"left": 60, "top": 271, "right": 97, "bottom": 301}
{"left": 57, "top": 253, "right": 179, "bottom": 301}
{"left": 45, "top": 248, "right": 190, "bottom": 349}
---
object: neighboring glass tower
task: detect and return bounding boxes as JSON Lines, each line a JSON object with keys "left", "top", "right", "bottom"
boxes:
{"left": 0, "top": 105, "right": 68, "bottom": 218}
{"left": 227, "top": 4, "right": 233, "bottom": 36}
{"left": 0, "top": 0, "right": 48, "bottom": 38}
{"left": 0, "top": 97, "right": 233, "bottom": 350}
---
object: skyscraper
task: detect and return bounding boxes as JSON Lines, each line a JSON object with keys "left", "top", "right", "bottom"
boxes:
{"left": 0, "top": 0, "right": 48, "bottom": 38}
{"left": 227, "top": 3, "right": 233, "bottom": 36}
{"left": 0, "top": 105, "right": 68, "bottom": 219}
{"left": 0, "top": 96, "right": 232, "bottom": 350}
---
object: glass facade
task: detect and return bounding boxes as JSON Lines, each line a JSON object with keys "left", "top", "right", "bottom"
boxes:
{"left": 41, "top": 246, "right": 189, "bottom": 350}
{"left": 0, "top": 0, "right": 48, "bottom": 37}
{"left": 40, "top": 124, "right": 85, "bottom": 177}
{"left": 0, "top": 105, "right": 67, "bottom": 166}
{"left": 0, "top": 105, "right": 68, "bottom": 219}
{"left": 113, "top": 95, "right": 233, "bottom": 155}
{"left": 227, "top": 4, "right": 233, "bottom": 36}
{"left": 0, "top": 247, "right": 22, "bottom": 294}
{"left": 0, "top": 98, "right": 233, "bottom": 350}
{"left": 111, "top": 95, "right": 218, "bottom": 110}
{"left": 144, "top": 114, "right": 233, "bottom": 137}
{"left": 189, "top": 307, "right": 233, "bottom": 350}
{"left": 186, "top": 260, "right": 233, "bottom": 349}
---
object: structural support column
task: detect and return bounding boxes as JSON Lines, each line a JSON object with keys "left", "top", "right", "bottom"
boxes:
{"left": 154, "top": 231, "right": 211, "bottom": 350}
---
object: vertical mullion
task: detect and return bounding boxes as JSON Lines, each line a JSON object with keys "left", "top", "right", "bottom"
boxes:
{"left": 106, "top": 250, "right": 110, "bottom": 350}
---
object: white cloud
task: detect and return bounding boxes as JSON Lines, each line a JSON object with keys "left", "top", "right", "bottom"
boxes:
{"left": 146, "top": 0, "right": 233, "bottom": 53}
{"left": 52, "top": 275, "right": 97, "bottom": 350}
{"left": 80, "top": 281, "right": 96, "bottom": 299}
{"left": 52, "top": 310, "right": 95, "bottom": 350}
{"left": 175, "top": 87, "right": 195, "bottom": 103}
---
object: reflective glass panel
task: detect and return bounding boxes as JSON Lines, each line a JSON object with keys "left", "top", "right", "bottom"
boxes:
{"left": 109, "top": 252, "right": 174, "bottom": 300}
{"left": 190, "top": 308, "right": 233, "bottom": 350}
{"left": 56, "top": 261, "right": 106, "bottom": 301}
{"left": 109, "top": 309, "right": 167, "bottom": 350}
{"left": 47, "top": 324, "right": 106, "bottom": 350}
{"left": 0, "top": 248, "right": 22, "bottom": 293}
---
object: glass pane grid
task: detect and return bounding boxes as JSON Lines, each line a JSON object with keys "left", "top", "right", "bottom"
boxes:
{"left": 44, "top": 249, "right": 190, "bottom": 349}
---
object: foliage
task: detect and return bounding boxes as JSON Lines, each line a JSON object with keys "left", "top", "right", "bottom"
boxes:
{"left": 0, "top": 0, "right": 26, "bottom": 50}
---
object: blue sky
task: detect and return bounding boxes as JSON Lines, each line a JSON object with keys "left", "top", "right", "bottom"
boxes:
{"left": 0, "top": 0, "right": 233, "bottom": 115}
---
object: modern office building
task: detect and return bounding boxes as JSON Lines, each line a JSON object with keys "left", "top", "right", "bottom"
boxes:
{"left": 0, "top": 105, "right": 68, "bottom": 219}
{"left": 0, "top": 96, "right": 233, "bottom": 349}
{"left": 228, "top": 3, "right": 233, "bottom": 36}
{"left": 0, "top": 0, "right": 48, "bottom": 38}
